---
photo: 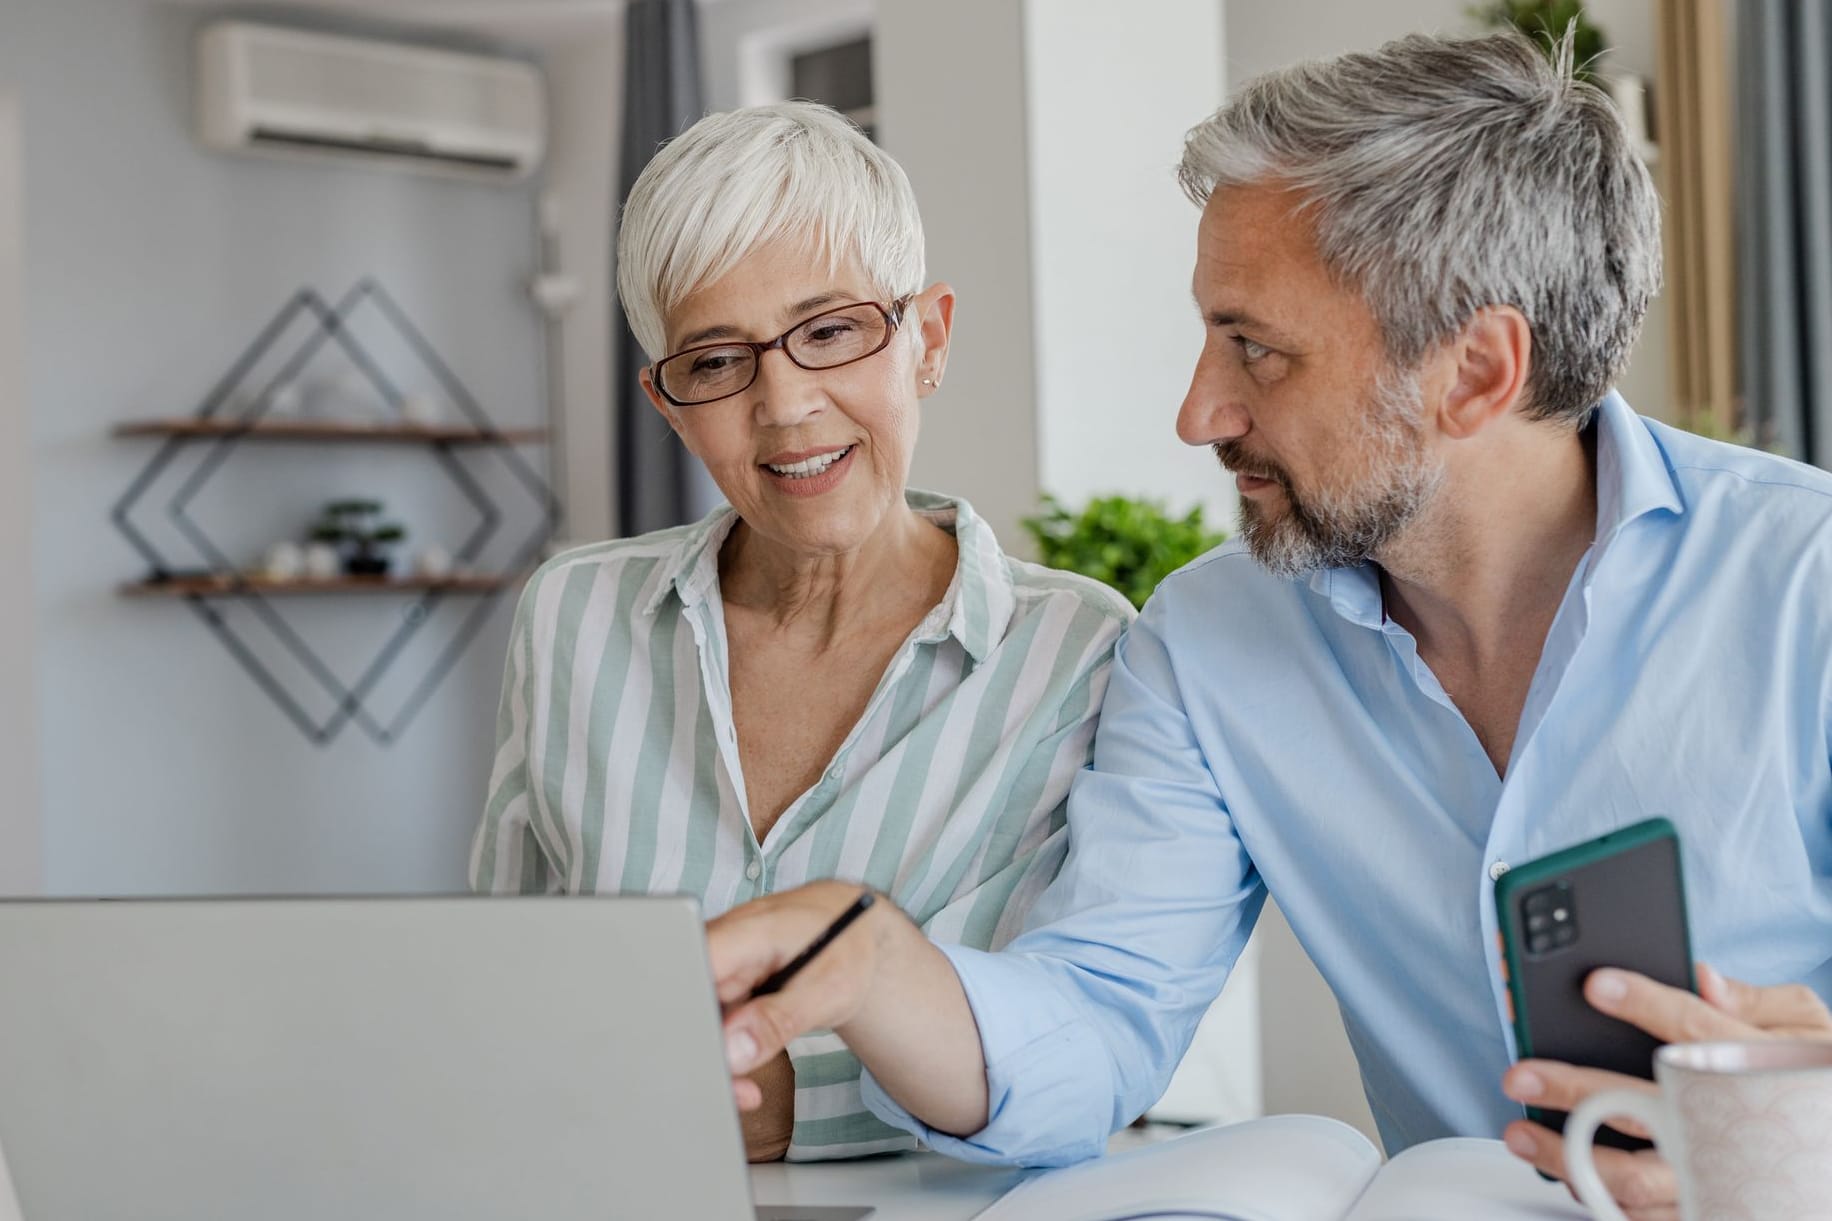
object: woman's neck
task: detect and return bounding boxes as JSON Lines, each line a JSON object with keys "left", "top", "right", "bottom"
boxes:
{"left": 719, "top": 500, "right": 958, "bottom": 647}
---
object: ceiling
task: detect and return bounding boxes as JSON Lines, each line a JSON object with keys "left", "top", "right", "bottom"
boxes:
{"left": 139, "top": 0, "right": 629, "bottom": 46}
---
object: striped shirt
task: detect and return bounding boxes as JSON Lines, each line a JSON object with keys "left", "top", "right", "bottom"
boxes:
{"left": 469, "top": 489, "right": 1133, "bottom": 1160}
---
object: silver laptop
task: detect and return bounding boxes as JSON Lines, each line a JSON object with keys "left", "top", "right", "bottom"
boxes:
{"left": 0, "top": 896, "right": 870, "bottom": 1221}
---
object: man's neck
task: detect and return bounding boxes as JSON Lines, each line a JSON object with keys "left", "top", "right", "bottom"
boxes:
{"left": 1377, "top": 420, "right": 1599, "bottom": 684}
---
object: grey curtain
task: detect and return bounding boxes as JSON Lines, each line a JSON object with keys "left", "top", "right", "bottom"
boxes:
{"left": 1738, "top": 0, "right": 1832, "bottom": 467}
{"left": 613, "top": 0, "right": 720, "bottom": 536}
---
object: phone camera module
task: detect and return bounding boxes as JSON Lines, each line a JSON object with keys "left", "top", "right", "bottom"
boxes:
{"left": 1521, "top": 881, "right": 1578, "bottom": 956}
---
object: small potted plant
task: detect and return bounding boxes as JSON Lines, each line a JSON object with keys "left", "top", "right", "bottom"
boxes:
{"left": 309, "top": 499, "right": 408, "bottom": 577}
{"left": 1021, "top": 493, "right": 1228, "bottom": 611}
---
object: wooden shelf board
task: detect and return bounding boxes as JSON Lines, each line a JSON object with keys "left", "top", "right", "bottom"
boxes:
{"left": 112, "top": 417, "right": 547, "bottom": 445}
{"left": 120, "top": 573, "right": 516, "bottom": 598}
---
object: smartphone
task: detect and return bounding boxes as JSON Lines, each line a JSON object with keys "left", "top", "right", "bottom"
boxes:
{"left": 1495, "top": 817, "right": 1695, "bottom": 1151}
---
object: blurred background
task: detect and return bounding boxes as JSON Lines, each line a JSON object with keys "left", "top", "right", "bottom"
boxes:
{"left": 0, "top": 0, "right": 1804, "bottom": 1148}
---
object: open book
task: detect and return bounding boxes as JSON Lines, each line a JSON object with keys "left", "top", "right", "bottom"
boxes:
{"left": 974, "top": 1116, "right": 1589, "bottom": 1221}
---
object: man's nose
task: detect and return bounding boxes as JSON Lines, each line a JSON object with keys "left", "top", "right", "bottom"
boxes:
{"left": 1176, "top": 352, "right": 1250, "bottom": 447}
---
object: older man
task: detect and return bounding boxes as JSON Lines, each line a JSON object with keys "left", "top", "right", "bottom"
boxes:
{"left": 708, "top": 30, "right": 1832, "bottom": 1216}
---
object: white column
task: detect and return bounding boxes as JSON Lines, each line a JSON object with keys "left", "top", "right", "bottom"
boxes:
{"left": 1024, "top": 0, "right": 1237, "bottom": 531}
{"left": 0, "top": 88, "right": 43, "bottom": 896}
{"left": 540, "top": 24, "right": 624, "bottom": 546}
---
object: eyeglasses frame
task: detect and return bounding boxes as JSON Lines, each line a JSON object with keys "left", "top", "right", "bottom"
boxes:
{"left": 650, "top": 295, "right": 917, "bottom": 407}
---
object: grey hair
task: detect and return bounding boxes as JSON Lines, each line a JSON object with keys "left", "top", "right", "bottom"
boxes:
{"left": 1178, "top": 30, "right": 1662, "bottom": 426}
{"left": 616, "top": 101, "right": 926, "bottom": 362}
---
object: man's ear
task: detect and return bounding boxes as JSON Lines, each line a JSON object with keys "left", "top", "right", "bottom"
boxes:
{"left": 1436, "top": 306, "right": 1532, "bottom": 440}
{"left": 912, "top": 283, "right": 956, "bottom": 397}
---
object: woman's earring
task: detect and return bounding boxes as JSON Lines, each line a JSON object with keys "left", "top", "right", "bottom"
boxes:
{"left": 921, "top": 377, "right": 937, "bottom": 387}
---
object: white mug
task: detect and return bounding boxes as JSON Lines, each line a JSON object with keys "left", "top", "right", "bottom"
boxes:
{"left": 1567, "top": 1040, "right": 1832, "bottom": 1221}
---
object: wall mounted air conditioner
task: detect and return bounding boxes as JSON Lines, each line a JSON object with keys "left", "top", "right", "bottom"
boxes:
{"left": 196, "top": 22, "right": 545, "bottom": 183}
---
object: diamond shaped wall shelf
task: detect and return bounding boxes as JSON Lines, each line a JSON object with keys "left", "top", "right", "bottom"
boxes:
{"left": 111, "top": 279, "right": 558, "bottom": 746}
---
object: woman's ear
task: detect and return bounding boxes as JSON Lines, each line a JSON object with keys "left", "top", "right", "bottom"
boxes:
{"left": 640, "top": 366, "right": 690, "bottom": 445}
{"left": 912, "top": 283, "right": 956, "bottom": 397}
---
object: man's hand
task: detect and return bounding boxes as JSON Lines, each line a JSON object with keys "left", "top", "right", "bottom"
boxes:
{"left": 707, "top": 881, "right": 890, "bottom": 1112}
{"left": 739, "top": 1051, "right": 795, "bottom": 1162}
{"left": 706, "top": 880, "right": 992, "bottom": 1137}
{"left": 1500, "top": 963, "right": 1832, "bottom": 1220}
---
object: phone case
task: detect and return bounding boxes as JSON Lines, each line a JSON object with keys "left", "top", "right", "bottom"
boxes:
{"left": 1494, "top": 817, "right": 1695, "bottom": 1150}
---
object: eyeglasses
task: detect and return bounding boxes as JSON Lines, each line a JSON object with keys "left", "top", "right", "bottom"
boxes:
{"left": 651, "top": 296, "right": 914, "bottom": 407}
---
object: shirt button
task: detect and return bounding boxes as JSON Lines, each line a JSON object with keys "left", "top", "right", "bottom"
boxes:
{"left": 745, "top": 860, "right": 761, "bottom": 881}
{"left": 1489, "top": 861, "right": 1510, "bottom": 881}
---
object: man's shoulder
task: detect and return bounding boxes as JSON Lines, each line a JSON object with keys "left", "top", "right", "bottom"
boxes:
{"left": 1649, "top": 419, "right": 1832, "bottom": 527}
{"left": 1149, "top": 539, "right": 1307, "bottom": 619}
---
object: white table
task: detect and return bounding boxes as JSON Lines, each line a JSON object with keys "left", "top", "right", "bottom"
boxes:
{"left": 751, "top": 1154, "right": 1024, "bottom": 1220}
{"left": 750, "top": 1137, "right": 1590, "bottom": 1221}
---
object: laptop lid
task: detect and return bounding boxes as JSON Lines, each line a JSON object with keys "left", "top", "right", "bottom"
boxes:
{"left": 0, "top": 895, "right": 756, "bottom": 1221}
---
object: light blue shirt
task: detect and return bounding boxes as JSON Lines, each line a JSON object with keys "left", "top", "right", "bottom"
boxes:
{"left": 861, "top": 393, "right": 1832, "bottom": 1166}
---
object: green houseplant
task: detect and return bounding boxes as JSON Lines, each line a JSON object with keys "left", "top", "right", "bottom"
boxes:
{"left": 310, "top": 499, "right": 407, "bottom": 577}
{"left": 1469, "top": 1, "right": 1608, "bottom": 79}
{"left": 1021, "top": 494, "right": 1228, "bottom": 611}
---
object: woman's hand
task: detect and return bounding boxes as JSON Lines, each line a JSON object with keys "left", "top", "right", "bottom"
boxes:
{"left": 739, "top": 1051, "right": 795, "bottom": 1162}
{"left": 1500, "top": 964, "right": 1832, "bottom": 1220}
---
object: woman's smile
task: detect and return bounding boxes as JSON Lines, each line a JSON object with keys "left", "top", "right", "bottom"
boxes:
{"left": 759, "top": 443, "right": 858, "bottom": 497}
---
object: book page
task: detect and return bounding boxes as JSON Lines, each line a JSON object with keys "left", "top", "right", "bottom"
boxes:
{"left": 1342, "top": 1138, "right": 1589, "bottom": 1221}
{"left": 974, "top": 1114, "right": 1380, "bottom": 1221}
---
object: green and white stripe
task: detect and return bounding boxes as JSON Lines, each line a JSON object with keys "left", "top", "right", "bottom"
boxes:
{"left": 470, "top": 490, "right": 1132, "bottom": 1160}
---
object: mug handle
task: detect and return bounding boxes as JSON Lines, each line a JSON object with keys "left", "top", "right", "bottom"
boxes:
{"left": 1564, "top": 1088, "right": 1670, "bottom": 1221}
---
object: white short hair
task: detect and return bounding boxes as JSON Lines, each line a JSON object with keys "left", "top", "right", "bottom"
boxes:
{"left": 616, "top": 101, "right": 926, "bottom": 362}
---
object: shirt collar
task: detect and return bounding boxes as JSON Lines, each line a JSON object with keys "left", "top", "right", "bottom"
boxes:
{"left": 1590, "top": 389, "right": 1685, "bottom": 552}
{"left": 639, "top": 489, "right": 1015, "bottom": 664}
{"left": 1307, "top": 391, "right": 1684, "bottom": 626}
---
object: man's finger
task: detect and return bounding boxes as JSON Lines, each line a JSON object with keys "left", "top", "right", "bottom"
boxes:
{"left": 1586, "top": 968, "right": 1754, "bottom": 1044}
{"left": 1502, "top": 1060, "right": 1654, "bottom": 1137}
{"left": 1503, "top": 1119, "right": 1677, "bottom": 1215}
{"left": 733, "top": 1078, "right": 763, "bottom": 1112}
{"left": 1700, "top": 962, "right": 1832, "bottom": 1033}
{"left": 722, "top": 984, "right": 827, "bottom": 1078}
{"left": 705, "top": 911, "right": 798, "bottom": 1003}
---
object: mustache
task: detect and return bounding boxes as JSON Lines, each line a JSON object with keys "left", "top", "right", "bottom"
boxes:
{"left": 1212, "top": 441, "right": 1291, "bottom": 489}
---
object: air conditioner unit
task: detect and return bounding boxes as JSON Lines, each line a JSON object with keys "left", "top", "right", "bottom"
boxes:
{"left": 196, "top": 22, "right": 545, "bottom": 183}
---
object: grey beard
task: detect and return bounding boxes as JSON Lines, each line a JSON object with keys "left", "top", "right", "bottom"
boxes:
{"left": 1225, "top": 371, "right": 1444, "bottom": 579}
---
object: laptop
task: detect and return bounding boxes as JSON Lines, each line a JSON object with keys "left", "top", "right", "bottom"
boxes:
{"left": 0, "top": 895, "right": 871, "bottom": 1221}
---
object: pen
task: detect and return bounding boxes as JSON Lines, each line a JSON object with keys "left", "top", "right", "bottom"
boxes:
{"left": 747, "top": 890, "right": 876, "bottom": 999}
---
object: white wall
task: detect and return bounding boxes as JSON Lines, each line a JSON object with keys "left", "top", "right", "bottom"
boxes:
{"left": 1025, "top": 0, "right": 1236, "bottom": 530}
{"left": 2, "top": 1, "right": 545, "bottom": 896}
{"left": 875, "top": 0, "right": 1041, "bottom": 550}
{"left": 0, "top": 87, "right": 42, "bottom": 896}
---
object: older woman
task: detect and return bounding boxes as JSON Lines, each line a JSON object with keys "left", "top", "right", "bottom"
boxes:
{"left": 469, "top": 102, "right": 1133, "bottom": 1163}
